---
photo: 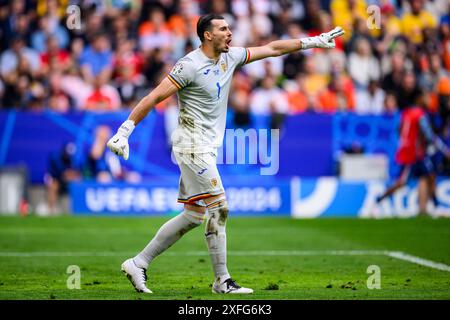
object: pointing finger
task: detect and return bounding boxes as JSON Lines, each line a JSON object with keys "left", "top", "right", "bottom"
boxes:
{"left": 329, "top": 26, "right": 345, "bottom": 39}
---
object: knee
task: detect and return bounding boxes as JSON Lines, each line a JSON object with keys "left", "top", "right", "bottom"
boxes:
{"left": 205, "top": 201, "right": 228, "bottom": 236}
{"left": 208, "top": 200, "right": 228, "bottom": 224}
{"left": 216, "top": 202, "right": 228, "bottom": 226}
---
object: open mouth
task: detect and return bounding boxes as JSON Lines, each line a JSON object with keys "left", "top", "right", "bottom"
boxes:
{"left": 225, "top": 39, "right": 232, "bottom": 49}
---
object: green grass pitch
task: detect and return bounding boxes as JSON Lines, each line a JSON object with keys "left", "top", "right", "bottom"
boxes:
{"left": 0, "top": 215, "right": 449, "bottom": 300}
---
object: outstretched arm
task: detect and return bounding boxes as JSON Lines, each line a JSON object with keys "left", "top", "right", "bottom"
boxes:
{"left": 107, "top": 77, "right": 179, "bottom": 160}
{"left": 129, "top": 77, "right": 179, "bottom": 125}
{"left": 247, "top": 27, "right": 345, "bottom": 63}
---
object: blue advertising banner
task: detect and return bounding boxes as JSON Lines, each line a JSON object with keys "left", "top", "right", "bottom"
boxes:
{"left": 70, "top": 178, "right": 291, "bottom": 216}
{"left": 70, "top": 177, "right": 450, "bottom": 217}
{"left": 290, "top": 178, "right": 450, "bottom": 218}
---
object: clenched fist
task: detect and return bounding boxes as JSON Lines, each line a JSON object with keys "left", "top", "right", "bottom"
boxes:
{"left": 106, "top": 120, "right": 135, "bottom": 160}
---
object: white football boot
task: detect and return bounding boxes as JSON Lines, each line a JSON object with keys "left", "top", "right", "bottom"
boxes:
{"left": 121, "top": 258, "right": 152, "bottom": 293}
{"left": 212, "top": 278, "right": 253, "bottom": 294}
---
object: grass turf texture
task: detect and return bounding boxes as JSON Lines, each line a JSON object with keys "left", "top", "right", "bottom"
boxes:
{"left": 0, "top": 216, "right": 449, "bottom": 300}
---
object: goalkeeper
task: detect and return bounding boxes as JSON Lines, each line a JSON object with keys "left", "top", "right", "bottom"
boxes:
{"left": 107, "top": 14, "right": 344, "bottom": 294}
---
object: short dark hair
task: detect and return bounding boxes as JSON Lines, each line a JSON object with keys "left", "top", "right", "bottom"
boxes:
{"left": 196, "top": 14, "right": 225, "bottom": 42}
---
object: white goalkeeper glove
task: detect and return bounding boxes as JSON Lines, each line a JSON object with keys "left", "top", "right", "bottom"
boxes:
{"left": 106, "top": 119, "right": 135, "bottom": 160}
{"left": 301, "top": 26, "right": 345, "bottom": 49}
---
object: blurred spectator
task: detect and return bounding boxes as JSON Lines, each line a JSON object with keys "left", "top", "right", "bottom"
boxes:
{"left": 230, "top": 89, "right": 251, "bottom": 128}
{"left": 168, "top": 0, "right": 200, "bottom": 39}
{"left": 84, "top": 75, "right": 121, "bottom": 111}
{"left": 113, "top": 38, "right": 145, "bottom": 107}
{"left": 2, "top": 73, "right": 28, "bottom": 108}
{"left": 348, "top": 37, "right": 381, "bottom": 90}
{"left": 281, "top": 23, "right": 307, "bottom": 79}
{"left": 249, "top": 74, "right": 289, "bottom": 129}
{"left": 205, "top": 0, "right": 233, "bottom": 23}
{"left": 346, "top": 16, "right": 373, "bottom": 54}
{"left": 9, "top": 13, "right": 32, "bottom": 44}
{"left": 27, "top": 80, "right": 47, "bottom": 111}
{"left": 355, "top": 79, "right": 386, "bottom": 114}
{"left": 420, "top": 53, "right": 450, "bottom": 113}
{"left": 47, "top": 72, "right": 73, "bottom": 112}
{"left": 250, "top": 75, "right": 289, "bottom": 115}
{"left": 0, "top": 0, "right": 446, "bottom": 125}
{"left": 249, "top": 1, "right": 273, "bottom": 39}
{"left": 381, "top": 49, "right": 408, "bottom": 93}
{"left": 113, "top": 38, "right": 144, "bottom": 83}
{"left": 440, "top": 18, "right": 450, "bottom": 71}
{"left": 142, "top": 47, "right": 167, "bottom": 88}
{"left": 302, "top": 55, "right": 329, "bottom": 97}
{"left": 229, "top": 2, "right": 252, "bottom": 47}
{"left": 300, "top": 0, "right": 322, "bottom": 31}
{"left": 139, "top": 6, "right": 174, "bottom": 54}
{"left": 69, "top": 37, "right": 85, "bottom": 62}
{"left": 0, "top": 36, "right": 41, "bottom": 78}
{"left": 437, "top": 77, "right": 450, "bottom": 126}
{"left": 81, "top": 125, "right": 115, "bottom": 183}
{"left": 43, "top": 141, "right": 81, "bottom": 215}
{"left": 31, "top": 14, "right": 69, "bottom": 53}
{"left": 0, "top": 1, "right": 28, "bottom": 51}
{"left": 82, "top": 12, "right": 105, "bottom": 43}
{"left": 58, "top": 67, "right": 93, "bottom": 110}
{"left": 317, "top": 74, "right": 355, "bottom": 113}
{"left": 271, "top": 1, "right": 305, "bottom": 38}
{"left": 36, "top": 0, "right": 68, "bottom": 19}
{"left": 397, "top": 70, "right": 422, "bottom": 110}
{"left": 381, "top": 2, "right": 402, "bottom": 37}
{"left": 79, "top": 32, "right": 113, "bottom": 85}
{"left": 313, "top": 46, "right": 346, "bottom": 76}
{"left": 40, "top": 35, "right": 72, "bottom": 74}
{"left": 401, "top": 0, "right": 438, "bottom": 45}
{"left": 110, "top": 14, "right": 136, "bottom": 49}
{"left": 103, "top": 0, "right": 142, "bottom": 20}
{"left": 81, "top": 125, "right": 140, "bottom": 183}
{"left": 286, "top": 73, "right": 310, "bottom": 114}
{"left": 384, "top": 92, "right": 399, "bottom": 114}
{"left": 330, "top": 0, "right": 368, "bottom": 41}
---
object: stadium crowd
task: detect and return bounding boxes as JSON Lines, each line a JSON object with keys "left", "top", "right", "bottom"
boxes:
{"left": 0, "top": 0, "right": 449, "bottom": 126}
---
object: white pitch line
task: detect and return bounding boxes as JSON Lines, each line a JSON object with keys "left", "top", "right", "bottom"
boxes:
{"left": 386, "top": 251, "right": 450, "bottom": 272}
{"left": 0, "top": 250, "right": 449, "bottom": 272}
{"left": 0, "top": 252, "right": 133, "bottom": 257}
{"left": 0, "top": 250, "right": 387, "bottom": 257}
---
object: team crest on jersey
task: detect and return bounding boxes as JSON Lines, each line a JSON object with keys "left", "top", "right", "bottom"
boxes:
{"left": 220, "top": 61, "right": 227, "bottom": 72}
{"left": 210, "top": 178, "right": 218, "bottom": 188}
{"left": 171, "top": 62, "right": 183, "bottom": 75}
